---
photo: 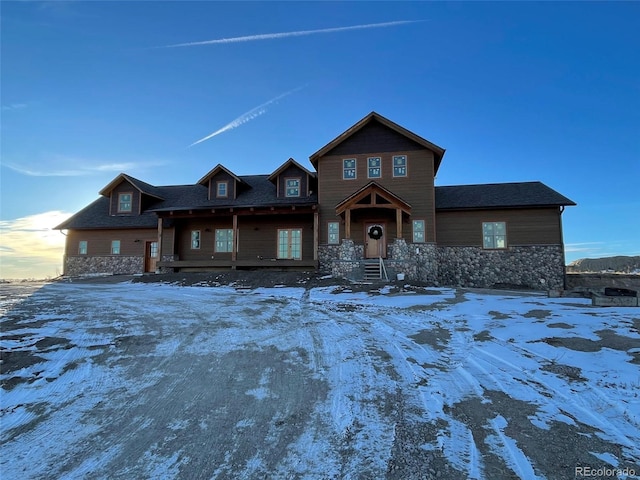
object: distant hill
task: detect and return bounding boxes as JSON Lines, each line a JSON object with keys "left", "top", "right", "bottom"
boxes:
{"left": 567, "top": 256, "right": 640, "bottom": 274}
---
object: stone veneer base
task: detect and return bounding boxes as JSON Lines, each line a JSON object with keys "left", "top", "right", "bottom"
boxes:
{"left": 64, "top": 255, "right": 144, "bottom": 276}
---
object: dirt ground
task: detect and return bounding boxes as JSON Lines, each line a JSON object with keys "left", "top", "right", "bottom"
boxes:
{"left": 1, "top": 274, "right": 639, "bottom": 479}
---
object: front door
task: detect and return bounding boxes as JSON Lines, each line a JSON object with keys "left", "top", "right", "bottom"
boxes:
{"left": 365, "top": 223, "right": 386, "bottom": 258}
{"left": 145, "top": 241, "right": 158, "bottom": 272}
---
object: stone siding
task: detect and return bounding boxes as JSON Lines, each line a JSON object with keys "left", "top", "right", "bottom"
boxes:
{"left": 64, "top": 255, "right": 143, "bottom": 276}
{"left": 319, "top": 241, "right": 565, "bottom": 289}
{"left": 437, "top": 245, "right": 565, "bottom": 289}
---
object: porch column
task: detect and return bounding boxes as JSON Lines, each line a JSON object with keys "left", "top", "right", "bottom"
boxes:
{"left": 313, "top": 212, "right": 319, "bottom": 261}
{"left": 232, "top": 214, "right": 238, "bottom": 263}
{"left": 345, "top": 209, "right": 351, "bottom": 239}
{"left": 396, "top": 209, "right": 403, "bottom": 239}
{"left": 157, "top": 217, "right": 163, "bottom": 261}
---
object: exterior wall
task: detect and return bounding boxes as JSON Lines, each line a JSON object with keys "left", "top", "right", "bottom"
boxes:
{"left": 64, "top": 228, "right": 157, "bottom": 275}
{"left": 64, "top": 255, "right": 144, "bottom": 276}
{"left": 109, "top": 180, "right": 140, "bottom": 215}
{"left": 437, "top": 245, "right": 565, "bottom": 289}
{"left": 435, "top": 208, "right": 562, "bottom": 246}
{"left": 321, "top": 239, "right": 565, "bottom": 289}
{"left": 317, "top": 148, "right": 436, "bottom": 246}
{"left": 172, "top": 214, "right": 315, "bottom": 262}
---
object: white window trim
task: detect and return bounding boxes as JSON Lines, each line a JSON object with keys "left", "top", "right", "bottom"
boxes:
{"left": 482, "top": 221, "right": 507, "bottom": 249}
{"left": 214, "top": 229, "right": 234, "bottom": 253}
{"left": 392, "top": 155, "right": 408, "bottom": 178}
{"left": 216, "top": 181, "right": 228, "bottom": 198}
{"left": 284, "top": 177, "right": 301, "bottom": 198}
{"left": 191, "top": 230, "right": 201, "bottom": 250}
{"left": 343, "top": 158, "right": 357, "bottom": 180}
{"left": 118, "top": 192, "right": 133, "bottom": 213}
{"left": 327, "top": 222, "right": 339, "bottom": 245}
{"left": 367, "top": 157, "right": 382, "bottom": 179}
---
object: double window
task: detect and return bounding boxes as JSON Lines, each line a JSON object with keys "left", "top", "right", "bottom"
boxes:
{"left": 285, "top": 178, "right": 300, "bottom": 197}
{"left": 191, "top": 231, "right": 201, "bottom": 249}
{"left": 215, "top": 229, "right": 233, "bottom": 253}
{"left": 278, "top": 229, "right": 302, "bottom": 260}
{"left": 483, "top": 222, "right": 507, "bottom": 249}
{"left": 393, "top": 156, "right": 407, "bottom": 177}
{"left": 343, "top": 159, "right": 356, "bottom": 179}
{"left": 327, "top": 222, "right": 339, "bottom": 245}
{"left": 118, "top": 193, "right": 132, "bottom": 213}
{"left": 412, "top": 220, "right": 425, "bottom": 243}
{"left": 367, "top": 157, "right": 381, "bottom": 178}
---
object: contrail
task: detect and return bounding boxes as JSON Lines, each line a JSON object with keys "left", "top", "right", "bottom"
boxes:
{"left": 188, "top": 86, "right": 304, "bottom": 148}
{"left": 163, "top": 20, "right": 422, "bottom": 48}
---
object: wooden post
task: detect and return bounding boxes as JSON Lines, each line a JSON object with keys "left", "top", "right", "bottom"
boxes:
{"left": 157, "top": 217, "right": 163, "bottom": 262}
{"left": 232, "top": 214, "right": 238, "bottom": 264}
{"left": 396, "top": 209, "right": 402, "bottom": 239}
{"left": 313, "top": 212, "right": 319, "bottom": 261}
{"left": 345, "top": 209, "right": 351, "bottom": 239}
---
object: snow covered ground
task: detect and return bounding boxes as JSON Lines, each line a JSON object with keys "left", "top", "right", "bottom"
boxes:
{"left": 1, "top": 281, "right": 639, "bottom": 479}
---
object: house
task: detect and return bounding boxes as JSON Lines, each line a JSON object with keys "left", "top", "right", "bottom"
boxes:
{"left": 55, "top": 112, "right": 576, "bottom": 288}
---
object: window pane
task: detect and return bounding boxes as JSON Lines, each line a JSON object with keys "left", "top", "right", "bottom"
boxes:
{"left": 483, "top": 235, "right": 495, "bottom": 249}
{"left": 495, "top": 235, "right": 506, "bottom": 248}
{"left": 495, "top": 222, "right": 506, "bottom": 235}
{"left": 483, "top": 223, "right": 494, "bottom": 235}
{"left": 191, "top": 231, "right": 200, "bottom": 249}
{"left": 111, "top": 240, "right": 120, "bottom": 255}
{"left": 79, "top": 241, "right": 87, "bottom": 255}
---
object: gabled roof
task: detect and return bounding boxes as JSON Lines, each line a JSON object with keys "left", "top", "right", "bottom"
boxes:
{"left": 98, "top": 173, "right": 164, "bottom": 200}
{"left": 309, "top": 111, "right": 446, "bottom": 171}
{"left": 267, "top": 158, "right": 316, "bottom": 183}
{"left": 435, "top": 182, "right": 576, "bottom": 210}
{"left": 335, "top": 181, "right": 411, "bottom": 215}
{"left": 197, "top": 164, "right": 248, "bottom": 187}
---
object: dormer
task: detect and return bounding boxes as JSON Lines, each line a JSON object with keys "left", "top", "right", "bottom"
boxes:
{"left": 99, "top": 173, "right": 164, "bottom": 216}
{"left": 267, "top": 158, "right": 317, "bottom": 199}
{"left": 197, "top": 164, "right": 249, "bottom": 200}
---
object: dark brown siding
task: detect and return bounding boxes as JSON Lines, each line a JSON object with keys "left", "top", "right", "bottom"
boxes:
{"left": 66, "top": 229, "right": 157, "bottom": 256}
{"left": 277, "top": 165, "right": 309, "bottom": 198}
{"left": 109, "top": 180, "right": 140, "bottom": 215}
{"left": 173, "top": 214, "right": 315, "bottom": 261}
{"left": 317, "top": 149, "right": 436, "bottom": 244}
{"left": 435, "top": 208, "right": 562, "bottom": 246}
{"left": 326, "top": 120, "right": 426, "bottom": 156}
{"left": 208, "top": 172, "right": 236, "bottom": 200}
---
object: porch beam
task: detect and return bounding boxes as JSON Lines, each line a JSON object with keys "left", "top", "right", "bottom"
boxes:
{"left": 345, "top": 209, "right": 351, "bottom": 238}
{"left": 157, "top": 218, "right": 163, "bottom": 266}
{"left": 232, "top": 214, "right": 238, "bottom": 263}
{"left": 313, "top": 212, "right": 319, "bottom": 261}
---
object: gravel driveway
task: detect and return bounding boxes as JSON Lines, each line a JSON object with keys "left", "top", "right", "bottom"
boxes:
{"left": 1, "top": 279, "right": 639, "bottom": 479}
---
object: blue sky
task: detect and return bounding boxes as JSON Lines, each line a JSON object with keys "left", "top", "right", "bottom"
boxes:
{"left": 1, "top": 1, "right": 639, "bottom": 278}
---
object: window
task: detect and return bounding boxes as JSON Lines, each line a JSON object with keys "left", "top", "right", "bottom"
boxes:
{"left": 78, "top": 241, "right": 88, "bottom": 255}
{"left": 343, "top": 159, "right": 356, "bottom": 179}
{"left": 368, "top": 157, "right": 381, "bottom": 178}
{"left": 412, "top": 220, "right": 425, "bottom": 243}
{"left": 215, "top": 229, "right": 233, "bottom": 253}
{"left": 328, "top": 222, "right": 339, "bottom": 245}
{"left": 216, "top": 181, "right": 228, "bottom": 198}
{"left": 285, "top": 178, "right": 300, "bottom": 197}
{"left": 393, "top": 155, "right": 407, "bottom": 177}
{"left": 483, "top": 222, "right": 507, "bottom": 249}
{"left": 191, "top": 230, "right": 201, "bottom": 249}
{"left": 111, "top": 240, "right": 121, "bottom": 255}
{"left": 118, "top": 193, "right": 132, "bottom": 213}
{"left": 278, "top": 229, "right": 302, "bottom": 260}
